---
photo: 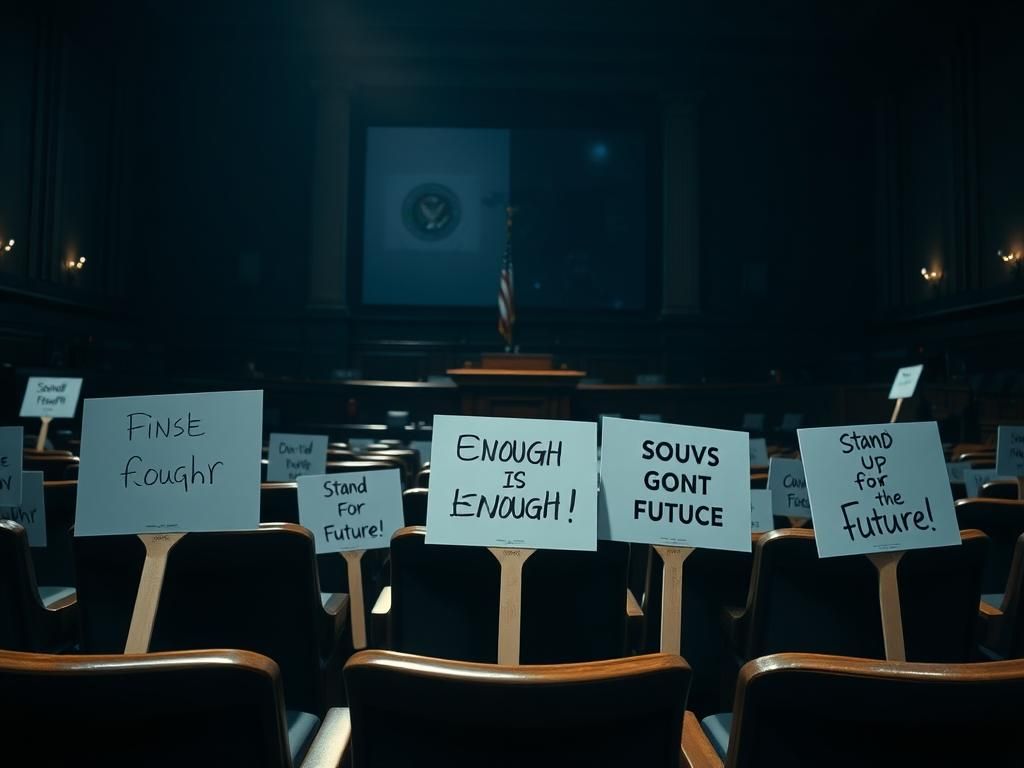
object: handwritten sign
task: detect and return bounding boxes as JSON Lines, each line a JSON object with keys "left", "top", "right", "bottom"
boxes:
{"left": 297, "top": 468, "right": 404, "bottom": 554}
{"left": 996, "top": 426, "right": 1024, "bottom": 477}
{"left": 963, "top": 468, "right": 1011, "bottom": 498}
{"left": 0, "top": 471, "right": 45, "bottom": 546}
{"left": 888, "top": 365, "right": 923, "bottom": 400}
{"left": 750, "top": 489, "right": 773, "bottom": 533}
{"left": 749, "top": 438, "right": 769, "bottom": 467}
{"left": 425, "top": 415, "right": 597, "bottom": 551}
{"left": 767, "top": 457, "right": 810, "bottom": 519}
{"left": 19, "top": 377, "right": 83, "bottom": 419}
{"left": 946, "top": 462, "right": 971, "bottom": 483}
{"left": 75, "top": 390, "right": 263, "bottom": 536}
{"left": 267, "top": 433, "right": 327, "bottom": 482}
{"left": 599, "top": 417, "right": 751, "bottom": 552}
{"left": 0, "top": 427, "right": 23, "bottom": 506}
{"left": 798, "top": 421, "right": 959, "bottom": 558}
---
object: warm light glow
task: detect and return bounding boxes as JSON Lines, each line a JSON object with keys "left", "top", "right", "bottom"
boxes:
{"left": 7, "top": 239, "right": 13, "bottom": 246}
{"left": 1000, "top": 249, "right": 1021, "bottom": 264}
{"left": 920, "top": 267, "right": 941, "bottom": 282}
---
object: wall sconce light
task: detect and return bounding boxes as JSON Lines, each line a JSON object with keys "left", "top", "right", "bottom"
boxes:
{"left": 2, "top": 239, "right": 13, "bottom": 254}
{"left": 66, "top": 255, "right": 86, "bottom": 271}
{"left": 920, "top": 266, "right": 942, "bottom": 283}
{"left": 999, "top": 249, "right": 1022, "bottom": 278}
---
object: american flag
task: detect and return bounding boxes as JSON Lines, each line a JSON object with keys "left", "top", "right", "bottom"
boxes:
{"left": 498, "top": 206, "right": 516, "bottom": 346}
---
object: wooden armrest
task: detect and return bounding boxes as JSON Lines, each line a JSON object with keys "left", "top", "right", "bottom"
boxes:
{"left": 45, "top": 592, "right": 78, "bottom": 612}
{"left": 681, "top": 710, "right": 723, "bottom": 768}
{"left": 300, "top": 707, "right": 350, "bottom": 768}
{"left": 371, "top": 586, "right": 392, "bottom": 616}
{"left": 626, "top": 588, "right": 643, "bottom": 618}
{"left": 322, "top": 592, "right": 350, "bottom": 618}
{"left": 978, "top": 600, "right": 1004, "bottom": 618}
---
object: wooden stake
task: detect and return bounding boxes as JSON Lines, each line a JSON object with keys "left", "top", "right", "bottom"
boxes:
{"left": 341, "top": 549, "right": 367, "bottom": 649}
{"left": 35, "top": 416, "right": 52, "bottom": 451}
{"left": 889, "top": 398, "right": 904, "bottom": 424}
{"left": 652, "top": 545, "right": 695, "bottom": 655}
{"left": 868, "top": 550, "right": 906, "bottom": 661}
{"left": 489, "top": 547, "right": 535, "bottom": 665}
{"left": 124, "top": 533, "right": 185, "bottom": 654}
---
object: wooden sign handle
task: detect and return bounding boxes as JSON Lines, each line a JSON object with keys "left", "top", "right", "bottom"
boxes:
{"left": 341, "top": 549, "right": 367, "bottom": 649}
{"left": 868, "top": 551, "right": 906, "bottom": 661}
{"left": 35, "top": 416, "right": 52, "bottom": 451}
{"left": 124, "top": 533, "right": 186, "bottom": 654}
{"left": 889, "top": 398, "right": 904, "bottom": 424}
{"left": 489, "top": 547, "right": 535, "bottom": 665}
{"left": 652, "top": 545, "right": 695, "bottom": 655}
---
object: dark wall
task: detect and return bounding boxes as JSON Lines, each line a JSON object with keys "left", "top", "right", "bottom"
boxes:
{"left": 1, "top": 0, "right": 1021, "bottom": 392}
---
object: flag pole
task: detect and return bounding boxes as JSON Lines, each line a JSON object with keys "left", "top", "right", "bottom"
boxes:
{"left": 500, "top": 205, "right": 517, "bottom": 353}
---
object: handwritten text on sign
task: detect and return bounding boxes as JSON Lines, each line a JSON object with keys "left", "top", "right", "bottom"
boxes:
{"left": 297, "top": 468, "right": 404, "bottom": 554}
{"left": 0, "top": 471, "right": 46, "bottom": 547}
{"left": 599, "top": 417, "right": 751, "bottom": 552}
{"left": 996, "top": 426, "right": 1024, "bottom": 477}
{"left": 267, "top": 433, "right": 327, "bottom": 482}
{"left": 75, "top": 390, "right": 263, "bottom": 536}
{"left": 426, "top": 415, "right": 597, "bottom": 551}
{"left": 888, "top": 364, "right": 924, "bottom": 400}
{"left": 19, "top": 377, "right": 83, "bottom": 419}
{"left": 0, "top": 427, "right": 23, "bottom": 506}
{"left": 767, "top": 457, "right": 810, "bottom": 519}
{"left": 798, "top": 421, "right": 959, "bottom": 558}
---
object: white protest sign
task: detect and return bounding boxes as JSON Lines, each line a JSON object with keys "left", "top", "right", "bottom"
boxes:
{"left": 0, "top": 426, "right": 23, "bottom": 506}
{"left": 297, "top": 468, "right": 404, "bottom": 554}
{"left": 946, "top": 462, "right": 971, "bottom": 483}
{"left": 798, "top": 421, "right": 959, "bottom": 558}
{"left": 19, "top": 377, "right": 83, "bottom": 419}
{"left": 963, "top": 468, "right": 1011, "bottom": 498}
{"left": 750, "top": 489, "right": 773, "bottom": 533}
{"left": 0, "top": 471, "right": 45, "bottom": 547}
{"left": 267, "top": 433, "right": 327, "bottom": 482}
{"left": 767, "top": 457, "right": 810, "bottom": 519}
{"left": 888, "top": 365, "right": 924, "bottom": 400}
{"left": 749, "top": 437, "right": 769, "bottom": 467}
{"left": 599, "top": 417, "right": 751, "bottom": 552}
{"left": 75, "top": 390, "right": 263, "bottom": 536}
{"left": 426, "top": 415, "right": 597, "bottom": 551}
{"left": 996, "top": 426, "right": 1024, "bottom": 477}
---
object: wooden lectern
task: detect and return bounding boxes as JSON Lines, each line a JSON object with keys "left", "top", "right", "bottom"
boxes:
{"left": 447, "top": 354, "right": 585, "bottom": 419}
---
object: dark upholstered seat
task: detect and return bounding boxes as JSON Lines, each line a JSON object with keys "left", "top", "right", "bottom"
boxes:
{"left": 0, "top": 520, "right": 78, "bottom": 652}
{"left": 0, "top": 647, "right": 348, "bottom": 767}
{"left": 683, "top": 653, "right": 1024, "bottom": 768}
{"left": 344, "top": 650, "right": 691, "bottom": 768}
{"left": 74, "top": 523, "right": 348, "bottom": 714}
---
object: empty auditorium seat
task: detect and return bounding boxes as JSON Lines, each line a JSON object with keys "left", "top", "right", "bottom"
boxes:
{"left": 643, "top": 543, "right": 755, "bottom": 715}
{"left": 401, "top": 487, "right": 428, "bottom": 526}
{"left": 74, "top": 523, "right": 349, "bottom": 714}
{"left": 979, "top": 533, "right": 1024, "bottom": 660}
{"left": 30, "top": 479, "right": 77, "bottom": 588}
{"left": 980, "top": 479, "right": 1020, "bottom": 500}
{"left": 344, "top": 650, "right": 691, "bottom": 768}
{"left": 683, "top": 653, "right": 1024, "bottom": 767}
{"left": 0, "top": 648, "right": 348, "bottom": 767}
{"left": 415, "top": 467, "right": 430, "bottom": 488}
{"left": 379, "top": 527, "right": 630, "bottom": 664}
{"left": 0, "top": 520, "right": 77, "bottom": 652}
{"left": 724, "top": 529, "right": 988, "bottom": 672}
{"left": 955, "top": 498, "right": 1024, "bottom": 593}
{"left": 23, "top": 453, "right": 79, "bottom": 481}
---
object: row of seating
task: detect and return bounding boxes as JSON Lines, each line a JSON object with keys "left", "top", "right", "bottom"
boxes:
{"left": 3, "top": 646, "right": 1023, "bottom": 766}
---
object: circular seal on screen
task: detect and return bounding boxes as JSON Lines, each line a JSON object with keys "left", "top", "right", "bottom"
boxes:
{"left": 402, "top": 183, "right": 461, "bottom": 241}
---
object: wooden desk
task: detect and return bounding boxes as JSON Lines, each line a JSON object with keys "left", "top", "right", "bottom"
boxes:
{"left": 445, "top": 368, "right": 587, "bottom": 419}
